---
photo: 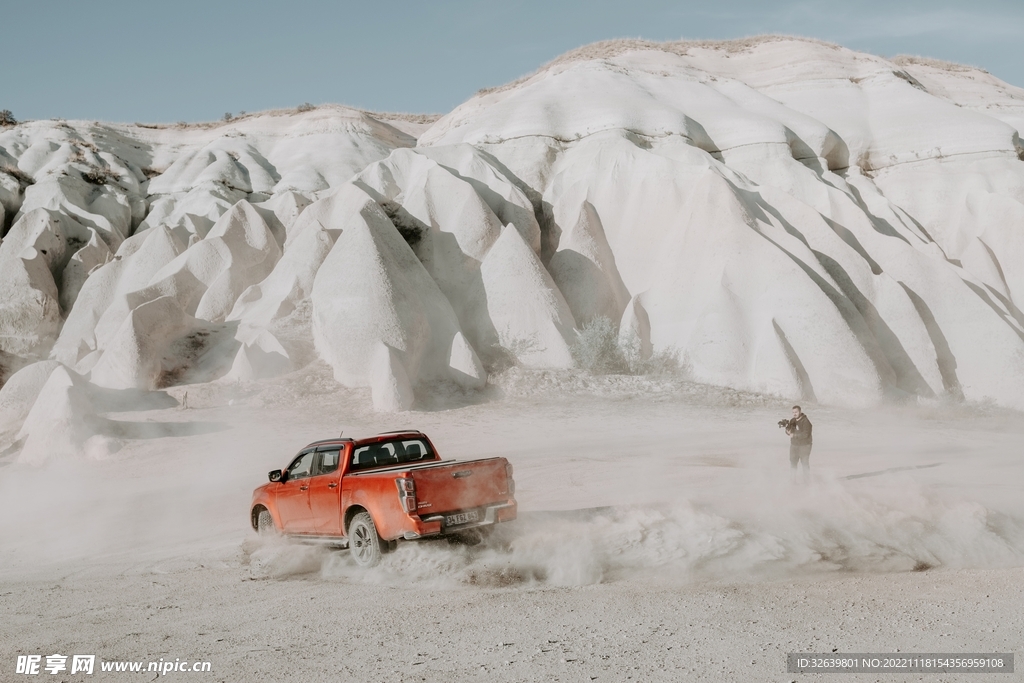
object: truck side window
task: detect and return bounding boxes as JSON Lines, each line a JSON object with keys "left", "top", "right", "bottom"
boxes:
{"left": 287, "top": 451, "right": 315, "bottom": 480}
{"left": 317, "top": 449, "right": 340, "bottom": 475}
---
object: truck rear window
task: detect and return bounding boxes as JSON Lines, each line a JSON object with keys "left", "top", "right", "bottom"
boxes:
{"left": 350, "top": 438, "right": 434, "bottom": 471}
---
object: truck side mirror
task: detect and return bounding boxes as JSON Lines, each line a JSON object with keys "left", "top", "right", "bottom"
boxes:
{"left": 269, "top": 469, "right": 283, "bottom": 482}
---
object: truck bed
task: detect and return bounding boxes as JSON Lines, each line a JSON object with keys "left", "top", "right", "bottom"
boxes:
{"left": 353, "top": 457, "right": 510, "bottom": 515}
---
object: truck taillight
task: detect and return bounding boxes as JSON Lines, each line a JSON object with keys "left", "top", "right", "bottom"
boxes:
{"left": 395, "top": 477, "right": 417, "bottom": 513}
{"left": 505, "top": 462, "right": 515, "bottom": 496}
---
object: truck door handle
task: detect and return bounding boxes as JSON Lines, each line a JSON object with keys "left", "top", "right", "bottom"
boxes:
{"left": 327, "top": 483, "right": 337, "bottom": 489}
{"left": 299, "top": 485, "right": 309, "bottom": 491}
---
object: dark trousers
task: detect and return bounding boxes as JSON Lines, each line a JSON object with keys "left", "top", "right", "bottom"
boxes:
{"left": 790, "top": 442, "right": 812, "bottom": 473}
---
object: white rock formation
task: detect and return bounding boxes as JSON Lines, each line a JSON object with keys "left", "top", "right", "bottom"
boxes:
{"left": 89, "top": 295, "right": 194, "bottom": 390}
{"left": 549, "top": 192, "right": 630, "bottom": 326}
{"left": 310, "top": 186, "right": 485, "bottom": 395}
{"left": 420, "top": 37, "right": 1024, "bottom": 407}
{"left": 1, "top": 38, "right": 1022, "bottom": 410}
{"left": 370, "top": 342, "right": 415, "bottom": 412}
{"left": 136, "top": 200, "right": 281, "bottom": 323}
{"left": 226, "top": 189, "right": 347, "bottom": 330}
{"left": 0, "top": 208, "right": 104, "bottom": 355}
{"left": 15, "top": 364, "right": 94, "bottom": 465}
{"left": 223, "top": 329, "right": 292, "bottom": 382}
{"left": 480, "top": 225, "right": 577, "bottom": 368}
{"left": 448, "top": 331, "right": 487, "bottom": 390}
{"left": 254, "top": 190, "right": 311, "bottom": 247}
{"left": 0, "top": 360, "right": 63, "bottom": 437}
{"left": 618, "top": 296, "right": 653, "bottom": 361}
{"left": 51, "top": 225, "right": 185, "bottom": 370}
{"left": 0, "top": 246, "right": 62, "bottom": 356}
{"left": 352, "top": 146, "right": 545, "bottom": 350}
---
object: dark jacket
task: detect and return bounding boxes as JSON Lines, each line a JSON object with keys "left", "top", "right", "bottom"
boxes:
{"left": 788, "top": 414, "right": 812, "bottom": 444}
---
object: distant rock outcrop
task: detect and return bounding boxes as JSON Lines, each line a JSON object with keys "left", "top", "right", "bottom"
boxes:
{"left": 15, "top": 364, "right": 93, "bottom": 465}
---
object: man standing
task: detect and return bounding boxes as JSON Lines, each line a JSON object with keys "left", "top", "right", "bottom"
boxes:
{"left": 786, "top": 405, "right": 812, "bottom": 479}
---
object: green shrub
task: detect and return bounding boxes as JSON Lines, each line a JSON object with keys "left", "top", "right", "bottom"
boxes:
{"left": 570, "top": 316, "right": 627, "bottom": 374}
{"left": 571, "top": 315, "right": 680, "bottom": 376}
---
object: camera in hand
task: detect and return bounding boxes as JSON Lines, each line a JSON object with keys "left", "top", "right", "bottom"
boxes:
{"left": 777, "top": 419, "right": 793, "bottom": 429}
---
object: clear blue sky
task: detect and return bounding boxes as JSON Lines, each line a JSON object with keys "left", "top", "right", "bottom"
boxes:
{"left": 4, "top": 0, "right": 1023, "bottom": 123}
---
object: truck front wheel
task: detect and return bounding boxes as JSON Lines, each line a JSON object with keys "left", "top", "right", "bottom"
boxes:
{"left": 256, "top": 508, "right": 276, "bottom": 536}
{"left": 348, "top": 512, "right": 385, "bottom": 567}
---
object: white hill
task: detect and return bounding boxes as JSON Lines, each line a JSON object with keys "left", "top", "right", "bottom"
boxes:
{"left": 421, "top": 37, "right": 1024, "bottom": 408}
{"left": 2, "top": 37, "right": 1024, "bottom": 455}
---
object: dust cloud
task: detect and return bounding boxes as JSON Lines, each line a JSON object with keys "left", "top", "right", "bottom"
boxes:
{"left": 244, "top": 474, "right": 1024, "bottom": 588}
{"left": 2, "top": 380, "right": 1023, "bottom": 592}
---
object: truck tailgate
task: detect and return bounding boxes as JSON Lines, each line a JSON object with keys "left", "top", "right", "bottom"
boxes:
{"left": 410, "top": 458, "right": 510, "bottom": 514}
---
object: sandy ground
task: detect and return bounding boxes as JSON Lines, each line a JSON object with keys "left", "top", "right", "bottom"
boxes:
{"left": 2, "top": 369, "right": 1023, "bottom": 682}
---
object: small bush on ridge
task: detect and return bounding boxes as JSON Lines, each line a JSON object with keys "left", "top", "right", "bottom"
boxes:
{"left": 1, "top": 164, "right": 34, "bottom": 186}
{"left": 81, "top": 167, "right": 119, "bottom": 186}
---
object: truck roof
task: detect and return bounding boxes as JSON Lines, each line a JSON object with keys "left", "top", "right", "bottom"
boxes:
{"left": 303, "top": 430, "right": 426, "bottom": 450}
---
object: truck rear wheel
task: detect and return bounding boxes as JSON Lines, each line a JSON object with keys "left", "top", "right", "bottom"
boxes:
{"left": 348, "top": 512, "right": 385, "bottom": 567}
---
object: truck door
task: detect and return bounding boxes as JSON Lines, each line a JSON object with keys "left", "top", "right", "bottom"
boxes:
{"left": 277, "top": 449, "right": 315, "bottom": 533}
{"left": 309, "top": 446, "right": 343, "bottom": 536}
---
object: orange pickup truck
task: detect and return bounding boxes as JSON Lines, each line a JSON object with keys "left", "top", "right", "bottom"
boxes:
{"left": 250, "top": 430, "right": 517, "bottom": 566}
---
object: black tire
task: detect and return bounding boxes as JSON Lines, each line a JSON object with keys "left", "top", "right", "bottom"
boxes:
{"left": 256, "top": 508, "right": 276, "bottom": 536}
{"left": 348, "top": 512, "right": 385, "bottom": 567}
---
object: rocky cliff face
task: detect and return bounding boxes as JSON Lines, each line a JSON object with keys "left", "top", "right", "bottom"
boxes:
{"left": 3, "top": 37, "right": 1024, "bottom": 425}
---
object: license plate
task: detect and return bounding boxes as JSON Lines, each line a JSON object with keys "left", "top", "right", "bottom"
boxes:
{"left": 445, "top": 510, "right": 480, "bottom": 526}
